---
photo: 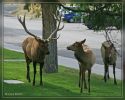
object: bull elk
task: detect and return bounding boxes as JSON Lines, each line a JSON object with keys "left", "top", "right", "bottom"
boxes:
{"left": 17, "top": 13, "right": 64, "bottom": 86}
{"left": 101, "top": 41, "right": 117, "bottom": 85}
{"left": 67, "top": 39, "right": 96, "bottom": 93}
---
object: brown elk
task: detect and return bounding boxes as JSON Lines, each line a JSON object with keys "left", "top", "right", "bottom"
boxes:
{"left": 17, "top": 14, "right": 64, "bottom": 86}
{"left": 101, "top": 41, "right": 117, "bottom": 85}
{"left": 67, "top": 39, "right": 96, "bottom": 93}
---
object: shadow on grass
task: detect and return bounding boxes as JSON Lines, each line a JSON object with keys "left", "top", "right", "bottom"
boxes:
{"left": 32, "top": 81, "right": 90, "bottom": 97}
{"left": 3, "top": 78, "right": 122, "bottom": 97}
{"left": 3, "top": 81, "right": 84, "bottom": 97}
{"left": 40, "top": 82, "right": 82, "bottom": 97}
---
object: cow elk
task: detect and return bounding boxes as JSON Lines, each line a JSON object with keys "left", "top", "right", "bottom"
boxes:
{"left": 101, "top": 41, "right": 117, "bottom": 85}
{"left": 67, "top": 39, "right": 96, "bottom": 93}
{"left": 17, "top": 14, "right": 64, "bottom": 86}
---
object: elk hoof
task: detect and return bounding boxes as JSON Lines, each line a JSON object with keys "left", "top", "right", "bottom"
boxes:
{"left": 27, "top": 78, "right": 31, "bottom": 83}
{"left": 84, "top": 86, "right": 87, "bottom": 89}
{"left": 80, "top": 90, "right": 83, "bottom": 93}
{"left": 88, "top": 89, "right": 90, "bottom": 93}
{"left": 104, "top": 78, "right": 107, "bottom": 83}
{"left": 33, "top": 82, "right": 35, "bottom": 86}
{"left": 28, "top": 79, "right": 31, "bottom": 83}
{"left": 114, "top": 81, "right": 117, "bottom": 85}
{"left": 78, "top": 84, "right": 80, "bottom": 88}
{"left": 40, "top": 82, "right": 43, "bottom": 86}
{"left": 80, "top": 89, "right": 83, "bottom": 93}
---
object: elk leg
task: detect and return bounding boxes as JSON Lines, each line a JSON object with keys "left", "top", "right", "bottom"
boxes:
{"left": 33, "top": 62, "right": 37, "bottom": 86}
{"left": 80, "top": 71, "right": 84, "bottom": 93}
{"left": 26, "top": 59, "right": 31, "bottom": 82}
{"left": 103, "top": 66, "right": 105, "bottom": 80}
{"left": 107, "top": 67, "right": 110, "bottom": 79}
{"left": 40, "top": 62, "right": 44, "bottom": 86}
{"left": 104, "top": 64, "right": 108, "bottom": 83}
{"left": 79, "top": 65, "right": 82, "bottom": 88}
{"left": 113, "top": 63, "right": 117, "bottom": 85}
{"left": 88, "top": 69, "right": 91, "bottom": 93}
{"left": 83, "top": 72, "right": 87, "bottom": 89}
{"left": 78, "top": 71, "right": 81, "bottom": 88}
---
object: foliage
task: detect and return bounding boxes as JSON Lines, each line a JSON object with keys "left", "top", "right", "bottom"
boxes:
{"left": 24, "top": 3, "right": 41, "bottom": 18}
{"left": 23, "top": 2, "right": 122, "bottom": 31}
{"left": 28, "top": 3, "right": 41, "bottom": 18}
{"left": 61, "top": 3, "right": 122, "bottom": 31}
{"left": 83, "top": 3, "right": 122, "bottom": 31}
{"left": 66, "top": 0, "right": 123, "bottom": 3}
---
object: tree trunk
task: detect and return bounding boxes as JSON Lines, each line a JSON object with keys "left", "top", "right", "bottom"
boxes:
{"left": 41, "top": 3, "right": 58, "bottom": 73}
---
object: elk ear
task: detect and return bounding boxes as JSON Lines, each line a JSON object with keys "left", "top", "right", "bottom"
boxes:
{"left": 80, "top": 39, "right": 86, "bottom": 44}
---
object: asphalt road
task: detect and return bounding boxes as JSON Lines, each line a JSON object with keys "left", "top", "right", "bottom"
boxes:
{"left": 3, "top": 16, "right": 122, "bottom": 69}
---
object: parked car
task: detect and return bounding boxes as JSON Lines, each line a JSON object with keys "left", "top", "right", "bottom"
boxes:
{"left": 63, "top": 12, "right": 75, "bottom": 23}
{"left": 58, "top": 5, "right": 82, "bottom": 23}
{"left": 63, "top": 12, "right": 82, "bottom": 23}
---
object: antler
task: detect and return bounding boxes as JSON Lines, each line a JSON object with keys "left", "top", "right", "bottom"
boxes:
{"left": 47, "top": 12, "right": 64, "bottom": 41}
{"left": 17, "top": 14, "right": 37, "bottom": 39}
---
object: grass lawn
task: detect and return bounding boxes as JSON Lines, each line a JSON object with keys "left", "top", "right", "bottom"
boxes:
{"left": 2, "top": 48, "right": 123, "bottom": 97}
{"left": 3, "top": 48, "right": 24, "bottom": 59}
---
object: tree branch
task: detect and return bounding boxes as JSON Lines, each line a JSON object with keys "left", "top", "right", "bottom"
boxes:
{"left": 58, "top": 3, "right": 122, "bottom": 17}
{"left": 104, "top": 29, "right": 121, "bottom": 57}
{"left": 58, "top": 3, "right": 91, "bottom": 13}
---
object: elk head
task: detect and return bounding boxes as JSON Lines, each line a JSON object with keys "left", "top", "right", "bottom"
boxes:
{"left": 67, "top": 39, "right": 86, "bottom": 51}
{"left": 37, "top": 38, "right": 50, "bottom": 55}
{"left": 17, "top": 13, "right": 64, "bottom": 49}
{"left": 102, "top": 41, "right": 114, "bottom": 63}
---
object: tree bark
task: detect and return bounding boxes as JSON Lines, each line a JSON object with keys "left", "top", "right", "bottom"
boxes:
{"left": 41, "top": 3, "right": 58, "bottom": 73}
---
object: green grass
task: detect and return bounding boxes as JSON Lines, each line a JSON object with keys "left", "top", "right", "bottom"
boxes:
{"left": 3, "top": 48, "right": 123, "bottom": 97}
{"left": 3, "top": 48, "right": 24, "bottom": 59}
